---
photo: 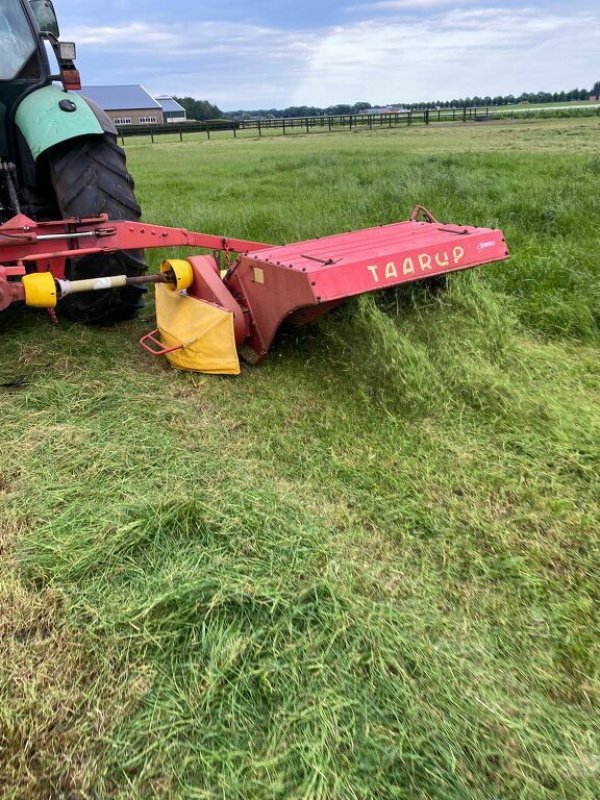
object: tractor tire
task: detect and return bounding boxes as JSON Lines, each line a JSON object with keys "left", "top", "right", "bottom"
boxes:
{"left": 47, "top": 133, "right": 147, "bottom": 325}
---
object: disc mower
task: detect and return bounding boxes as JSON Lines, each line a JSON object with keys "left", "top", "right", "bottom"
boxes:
{"left": 0, "top": 1, "right": 510, "bottom": 375}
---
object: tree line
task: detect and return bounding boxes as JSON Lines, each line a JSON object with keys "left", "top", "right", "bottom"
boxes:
{"left": 401, "top": 88, "right": 596, "bottom": 111}
{"left": 173, "top": 97, "right": 224, "bottom": 121}
{"left": 175, "top": 86, "right": 599, "bottom": 121}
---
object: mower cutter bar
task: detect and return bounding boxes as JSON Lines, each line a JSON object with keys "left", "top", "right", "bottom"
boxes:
{"left": 0, "top": 207, "right": 509, "bottom": 371}
{"left": 223, "top": 211, "right": 509, "bottom": 359}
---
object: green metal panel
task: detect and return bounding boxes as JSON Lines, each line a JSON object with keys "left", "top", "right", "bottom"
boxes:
{"left": 15, "top": 85, "right": 103, "bottom": 160}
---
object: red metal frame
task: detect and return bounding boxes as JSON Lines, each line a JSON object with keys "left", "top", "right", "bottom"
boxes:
{"left": 0, "top": 213, "right": 267, "bottom": 279}
{"left": 139, "top": 329, "right": 183, "bottom": 356}
{"left": 0, "top": 208, "right": 510, "bottom": 362}
{"left": 224, "top": 217, "right": 509, "bottom": 360}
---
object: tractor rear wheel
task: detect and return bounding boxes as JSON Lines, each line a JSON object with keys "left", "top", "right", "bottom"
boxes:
{"left": 48, "top": 133, "right": 147, "bottom": 325}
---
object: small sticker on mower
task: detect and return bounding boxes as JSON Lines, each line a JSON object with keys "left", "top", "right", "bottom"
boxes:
{"left": 366, "top": 246, "right": 465, "bottom": 284}
{"left": 93, "top": 277, "right": 113, "bottom": 290}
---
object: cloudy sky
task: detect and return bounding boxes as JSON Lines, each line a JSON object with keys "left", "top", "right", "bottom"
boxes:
{"left": 55, "top": 0, "right": 600, "bottom": 110}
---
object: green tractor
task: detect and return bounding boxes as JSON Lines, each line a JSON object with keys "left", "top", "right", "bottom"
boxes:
{"left": 0, "top": 0, "right": 146, "bottom": 323}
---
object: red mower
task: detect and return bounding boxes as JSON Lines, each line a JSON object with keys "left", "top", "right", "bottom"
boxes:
{"left": 0, "top": 206, "right": 509, "bottom": 374}
{"left": 0, "top": 0, "right": 509, "bottom": 374}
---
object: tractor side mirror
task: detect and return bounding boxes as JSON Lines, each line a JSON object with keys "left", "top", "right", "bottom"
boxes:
{"left": 28, "top": 0, "right": 60, "bottom": 38}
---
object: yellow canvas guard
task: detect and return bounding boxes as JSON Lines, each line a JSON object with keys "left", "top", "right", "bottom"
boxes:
{"left": 154, "top": 284, "right": 240, "bottom": 375}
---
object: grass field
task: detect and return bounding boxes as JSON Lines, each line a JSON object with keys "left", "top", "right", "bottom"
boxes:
{"left": 1, "top": 117, "right": 599, "bottom": 799}
{"left": 119, "top": 103, "right": 600, "bottom": 148}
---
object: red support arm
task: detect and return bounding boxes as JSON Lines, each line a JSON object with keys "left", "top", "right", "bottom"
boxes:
{"left": 0, "top": 214, "right": 269, "bottom": 278}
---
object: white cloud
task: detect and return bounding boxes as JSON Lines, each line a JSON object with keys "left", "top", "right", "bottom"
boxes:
{"left": 291, "top": 7, "right": 600, "bottom": 105}
{"left": 63, "top": 19, "right": 318, "bottom": 106}
{"left": 65, "top": 19, "right": 315, "bottom": 59}
{"left": 62, "top": 5, "right": 600, "bottom": 108}
{"left": 356, "top": 0, "right": 474, "bottom": 9}
{"left": 67, "top": 22, "right": 179, "bottom": 47}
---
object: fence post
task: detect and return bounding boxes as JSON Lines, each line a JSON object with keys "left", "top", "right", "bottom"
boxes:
{"left": 150, "top": 128, "right": 154, "bottom": 143}
{"left": 305, "top": 117, "right": 309, "bottom": 133}
{"left": 282, "top": 119, "right": 286, "bottom": 135}
{"left": 258, "top": 120, "right": 262, "bottom": 136}
{"left": 207, "top": 128, "right": 210, "bottom": 140}
{"left": 425, "top": 109, "right": 429, "bottom": 125}
{"left": 328, "top": 116, "right": 332, "bottom": 132}
{"left": 120, "top": 131, "right": 125, "bottom": 146}
{"left": 179, "top": 129, "right": 183, "bottom": 142}
{"left": 233, "top": 125, "right": 237, "bottom": 138}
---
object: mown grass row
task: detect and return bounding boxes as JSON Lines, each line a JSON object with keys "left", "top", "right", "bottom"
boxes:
{"left": 495, "top": 106, "right": 600, "bottom": 121}
{"left": 1, "top": 118, "right": 599, "bottom": 798}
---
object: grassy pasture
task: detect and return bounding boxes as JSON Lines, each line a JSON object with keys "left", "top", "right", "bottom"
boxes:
{"left": 506, "top": 100, "right": 600, "bottom": 110}
{"left": 1, "top": 117, "right": 600, "bottom": 799}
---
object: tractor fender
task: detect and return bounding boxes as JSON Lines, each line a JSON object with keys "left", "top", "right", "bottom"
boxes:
{"left": 15, "top": 85, "right": 114, "bottom": 161}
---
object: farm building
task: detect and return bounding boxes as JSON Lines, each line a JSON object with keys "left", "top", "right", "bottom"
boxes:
{"left": 155, "top": 96, "right": 187, "bottom": 123}
{"left": 77, "top": 85, "right": 164, "bottom": 125}
{"left": 359, "top": 106, "right": 409, "bottom": 115}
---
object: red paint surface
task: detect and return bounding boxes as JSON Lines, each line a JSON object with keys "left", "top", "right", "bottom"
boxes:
{"left": 1, "top": 211, "right": 509, "bottom": 363}
{"left": 223, "top": 219, "right": 509, "bottom": 359}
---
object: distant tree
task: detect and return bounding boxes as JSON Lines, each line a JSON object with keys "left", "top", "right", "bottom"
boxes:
{"left": 324, "top": 104, "right": 352, "bottom": 116}
{"left": 212, "top": 85, "right": 600, "bottom": 122}
{"left": 174, "top": 97, "right": 224, "bottom": 121}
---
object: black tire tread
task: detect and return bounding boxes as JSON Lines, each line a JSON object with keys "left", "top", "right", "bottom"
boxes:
{"left": 48, "top": 133, "right": 147, "bottom": 325}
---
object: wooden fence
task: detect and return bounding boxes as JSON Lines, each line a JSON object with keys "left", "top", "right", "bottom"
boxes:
{"left": 116, "top": 106, "right": 491, "bottom": 144}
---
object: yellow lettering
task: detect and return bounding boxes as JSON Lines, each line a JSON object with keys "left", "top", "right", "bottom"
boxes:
{"left": 435, "top": 251, "right": 449, "bottom": 268}
{"left": 453, "top": 246, "right": 465, "bottom": 265}
{"left": 385, "top": 262, "right": 398, "bottom": 280}
{"left": 403, "top": 257, "right": 415, "bottom": 275}
{"left": 367, "top": 265, "right": 379, "bottom": 282}
{"left": 418, "top": 253, "right": 432, "bottom": 271}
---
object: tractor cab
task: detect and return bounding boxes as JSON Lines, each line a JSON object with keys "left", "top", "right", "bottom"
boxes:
{"left": 0, "top": 0, "right": 47, "bottom": 158}
{"left": 0, "top": 0, "right": 79, "bottom": 161}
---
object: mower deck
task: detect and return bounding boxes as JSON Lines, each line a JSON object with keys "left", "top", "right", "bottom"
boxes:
{"left": 224, "top": 215, "right": 508, "bottom": 359}
{"left": 0, "top": 207, "right": 510, "bottom": 373}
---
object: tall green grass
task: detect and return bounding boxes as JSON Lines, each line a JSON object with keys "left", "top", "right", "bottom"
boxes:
{"left": 1, "top": 118, "right": 599, "bottom": 799}
{"left": 496, "top": 106, "right": 600, "bottom": 121}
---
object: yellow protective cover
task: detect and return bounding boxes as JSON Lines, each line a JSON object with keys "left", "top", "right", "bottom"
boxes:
{"left": 22, "top": 271, "right": 57, "bottom": 308}
{"left": 155, "top": 284, "right": 240, "bottom": 375}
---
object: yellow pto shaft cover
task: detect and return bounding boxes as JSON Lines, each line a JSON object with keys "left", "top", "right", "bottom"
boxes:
{"left": 22, "top": 272, "right": 57, "bottom": 308}
{"left": 160, "top": 259, "right": 194, "bottom": 291}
